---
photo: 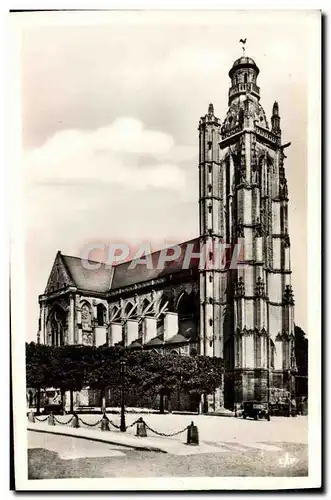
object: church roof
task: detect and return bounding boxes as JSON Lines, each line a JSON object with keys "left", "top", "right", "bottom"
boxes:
{"left": 61, "top": 254, "right": 113, "bottom": 293}
{"left": 43, "top": 237, "right": 199, "bottom": 297}
{"left": 111, "top": 237, "right": 199, "bottom": 290}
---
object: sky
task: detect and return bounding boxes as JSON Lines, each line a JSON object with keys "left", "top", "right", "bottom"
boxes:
{"left": 16, "top": 10, "right": 318, "bottom": 341}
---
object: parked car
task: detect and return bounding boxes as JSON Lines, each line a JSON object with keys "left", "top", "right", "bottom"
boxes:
{"left": 242, "top": 401, "right": 270, "bottom": 421}
{"left": 41, "top": 388, "right": 65, "bottom": 415}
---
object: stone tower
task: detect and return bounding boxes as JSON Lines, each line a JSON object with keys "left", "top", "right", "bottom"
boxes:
{"left": 199, "top": 56, "right": 296, "bottom": 408}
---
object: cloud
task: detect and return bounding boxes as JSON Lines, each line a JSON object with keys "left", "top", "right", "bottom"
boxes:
{"left": 24, "top": 117, "right": 195, "bottom": 191}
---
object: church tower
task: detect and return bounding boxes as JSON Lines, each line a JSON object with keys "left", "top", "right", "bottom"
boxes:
{"left": 199, "top": 55, "right": 296, "bottom": 408}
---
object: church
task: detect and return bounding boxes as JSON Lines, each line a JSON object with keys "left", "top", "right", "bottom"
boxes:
{"left": 38, "top": 54, "right": 296, "bottom": 411}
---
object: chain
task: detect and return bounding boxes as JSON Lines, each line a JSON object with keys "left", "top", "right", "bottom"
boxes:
{"left": 54, "top": 415, "right": 74, "bottom": 425}
{"left": 78, "top": 417, "right": 103, "bottom": 427}
{"left": 143, "top": 421, "right": 188, "bottom": 437}
{"left": 34, "top": 412, "right": 188, "bottom": 438}
{"left": 34, "top": 415, "right": 49, "bottom": 422}
{"left": 107, "top": 420, "right": 121, "bottom": 429}
{"left": 125, "top": 418, "right": 141, "bottom": 429}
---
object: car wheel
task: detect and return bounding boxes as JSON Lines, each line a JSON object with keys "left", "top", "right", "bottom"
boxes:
{"left": 254, "top": 414, "right": 258, "bottom": 420}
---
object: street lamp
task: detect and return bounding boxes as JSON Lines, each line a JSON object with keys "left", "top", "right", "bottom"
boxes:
{"left": 120, "top": 360, "right": 126, "bottom": 432}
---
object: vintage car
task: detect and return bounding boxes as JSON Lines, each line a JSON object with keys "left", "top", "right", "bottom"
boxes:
{"left": 241, "top": 401, "right": 270, "bottom": 420}
{"left": 41, "top": 388, "right": 65, "bottom": 415}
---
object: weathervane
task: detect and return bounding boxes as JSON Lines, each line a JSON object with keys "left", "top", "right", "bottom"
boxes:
{"left": 239, "top": 38, "right": 247, "bottom": 56}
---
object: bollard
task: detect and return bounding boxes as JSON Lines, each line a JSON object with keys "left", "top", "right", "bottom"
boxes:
{"left": 72, "top": 413, "right": 80, "bottom": 428}
{"left": 48, "top": 412, "right": 55, "bottom": 426}
{"left": 28, "top": 410, "right": 35, "bottom": 423}
{"left": 186, "top": 421, "right": 199, "bottom": 446}
{"left": 136, "top": 417, "right": 147, "bottom": 437}
{"left": 100, "top": 414, "right": 110, "bottom": 431}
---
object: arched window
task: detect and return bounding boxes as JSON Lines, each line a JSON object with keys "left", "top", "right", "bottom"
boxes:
{"left": 97, "top": 303, "right": 107, "bottom": 326}
{"left": 48, "top": 305, "right": 66, "bottom": 346}
{"left": 177, "top": 291, "right": 198, "bottom": 339}
{"left": 244, "top": 73, "right": 248, "bottom": 84}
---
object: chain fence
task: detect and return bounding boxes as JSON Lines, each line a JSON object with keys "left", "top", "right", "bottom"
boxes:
{"left": 78, "top": 416, "right": 103, "bottom": 427}
{"left": 54, "top": 415, "right": 74, "bottom": 425}
{"left": 142, "top": 420, "right": 188, "bottom": 437}
{"left": 125, "top": 418, "right": 142, "bottom": 429}
{"left": 30, "top": 412, "right": 189, "bottom": 438}
{"left": 34, "top": 415, "right": 49, "bottom": 423}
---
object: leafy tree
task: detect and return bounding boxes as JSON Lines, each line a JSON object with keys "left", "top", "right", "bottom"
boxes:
{"left": 294, "top": 325, "right": 308, "bottom": 397}
{"left": 25, "top": 342, "right": 55, "bottom": 413}
{"left": 294, "top": 325, "right": 308, "bottom": 376}
{"left": 85, "top": 346, "right": 125, "bottom": 410}
{"left": 26, "top": 342, "right": 224, "bottom": 414}
{"left": 49, "top": 345, "right": 92, "bottom": 412}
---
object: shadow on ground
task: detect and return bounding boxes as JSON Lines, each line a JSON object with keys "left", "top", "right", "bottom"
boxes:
{"left": 28, "top": 441, "right": 308, "bottom": 479}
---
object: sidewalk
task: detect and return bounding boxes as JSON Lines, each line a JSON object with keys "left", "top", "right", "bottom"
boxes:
{"left": 28, "top": 412, "right": 308, "bottom": 456}
{"left": 27, "top": 420, "right": 222, "bottom": 455}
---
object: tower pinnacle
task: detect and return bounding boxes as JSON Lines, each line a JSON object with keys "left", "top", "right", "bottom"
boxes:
{"left": 271, "top": 100, "right": 281, "bottom": 136}
{"left": 208, "top": 103, "right": 214, "bottom": 116}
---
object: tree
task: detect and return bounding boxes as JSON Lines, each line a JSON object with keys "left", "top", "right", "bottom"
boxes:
{"left": 25, "top": 342, "right": 225, "bottom": 414}
{"left": 85, "top": 346, "right": 125, "bottom": 411}
{"left": 25, "top": 343, "right": 55, "bottom": 413}
{"left": 49, "top": 345, "right": 92, "bottom": 412}
{"left": 294, "top": 325, "right": 308, "bottom": 397}
{"left": 180, "top": 355, "right": 224, "bottom": 412}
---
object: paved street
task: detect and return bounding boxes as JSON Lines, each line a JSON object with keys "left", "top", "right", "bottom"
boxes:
{"left": 28, "top": 415, "right": 308, "bottom": 478}
{"left": 44, "top": 412, "right": 308, "bottom": 445}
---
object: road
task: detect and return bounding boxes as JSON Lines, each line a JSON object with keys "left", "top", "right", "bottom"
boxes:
{"left": 28, "top": 429, "right": 308, "bottom": 478}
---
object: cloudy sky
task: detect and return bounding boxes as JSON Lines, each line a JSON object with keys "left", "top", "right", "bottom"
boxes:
{"left": 17, "top": 10, "right": 318, "bottom": 341}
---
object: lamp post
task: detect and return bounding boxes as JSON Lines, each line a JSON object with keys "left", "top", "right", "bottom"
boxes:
{"left": 120, "top": 360, "right": 126, "bottom": 432}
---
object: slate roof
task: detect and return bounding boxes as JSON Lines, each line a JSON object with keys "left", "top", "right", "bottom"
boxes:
{"left": 45, "top": 237, "right": 200, "bottom": 297}
{"left": 111, "top": 237, "right": 199, "bottom": 290}
{"left": 61, "top": 254, "right": 113, "bottom": 293}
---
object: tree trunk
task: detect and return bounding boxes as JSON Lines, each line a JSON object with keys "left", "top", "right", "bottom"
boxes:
{"left": 70, "top": 389, "right": 74, "bottom": 413}
{"left": 159, "top": 393, "right": 164, "bottom": 414}
{"left": 203, "top": 394, "right": 208, "bottom": 414}
{"left": 36, "top": 388, "right": 41, "bottom": 415}
{"left": 167, "top": 394, "right": 172, "bottom": 413}
{"left": 60, "top": 388, "right": 65, "bottom": 413}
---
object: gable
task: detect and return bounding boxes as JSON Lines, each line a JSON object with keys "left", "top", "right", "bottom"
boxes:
{"left": 44, "top": 252, "right": 75, "bottom": 294}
